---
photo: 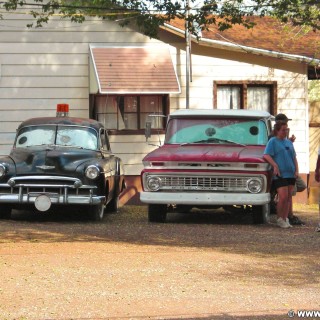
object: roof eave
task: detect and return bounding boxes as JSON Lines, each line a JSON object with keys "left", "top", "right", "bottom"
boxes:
{"left": 162, "top": 23, "right": 320, "bottom": 68}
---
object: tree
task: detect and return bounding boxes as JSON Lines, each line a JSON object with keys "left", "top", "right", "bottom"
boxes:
{"left": 309, "top": 80, "right": 320, "bottom": 102}
{"left": 0, "top": 0, "right": 319, "bottom": 38}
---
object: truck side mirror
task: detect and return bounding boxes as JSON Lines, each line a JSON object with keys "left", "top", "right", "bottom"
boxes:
{"left": 145, "top": 113, "right": 166, "bottom": 145}
{"left": 145, "top": 120, "right": 152, "bottom": 141}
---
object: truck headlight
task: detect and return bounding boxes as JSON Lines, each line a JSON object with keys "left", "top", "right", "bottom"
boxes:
{"left": 0, "top": 164, "right": 6, "bottom": 178}
{"left": 147, "top": 176, "right": 162, "bottom": 191}
{"left": 247, "top": 178, "right": 262, "bottom": 193}
{"left": 85, "top": 165, "right": 100, "bottom": 180}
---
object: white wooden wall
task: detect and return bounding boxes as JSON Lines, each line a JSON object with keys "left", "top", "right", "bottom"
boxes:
{"left": 166, "top": 37, "right": 309, "bottom": 174}
{"left": 0, "top": 12, "right": 309, "bottom": 175}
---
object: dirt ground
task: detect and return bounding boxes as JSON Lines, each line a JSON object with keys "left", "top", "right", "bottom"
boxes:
{"left": 0, "top": 204, "right": 320, "bottom": 320}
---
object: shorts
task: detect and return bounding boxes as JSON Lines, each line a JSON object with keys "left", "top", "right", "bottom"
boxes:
{"left": 273, "top": 177, "right": 296, "bottom": 190}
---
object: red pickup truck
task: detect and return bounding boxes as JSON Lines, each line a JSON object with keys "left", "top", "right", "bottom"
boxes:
{"left": 140, "top": 109, "right": 273, "bottom": 224}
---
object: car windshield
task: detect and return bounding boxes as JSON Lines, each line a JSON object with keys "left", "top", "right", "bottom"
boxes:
{"left": 15, "top": 125, "right": 98, "bottom": 150}
{"left": 165, "top": 118, "right": 268, "bottom": 145}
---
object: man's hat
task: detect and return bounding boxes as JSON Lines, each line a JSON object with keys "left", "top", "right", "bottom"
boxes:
{"left": 275, "top": 113, "right": 292, "bottom": 122}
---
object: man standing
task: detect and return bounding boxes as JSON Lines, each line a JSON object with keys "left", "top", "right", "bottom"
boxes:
{"left": 264, "top": 122, "right": 298, "bottom": 228}
{"left": 271, "top": 113, "right": 306, "bottom": 225}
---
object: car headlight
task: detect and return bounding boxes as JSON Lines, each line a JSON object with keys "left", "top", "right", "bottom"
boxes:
{"left": 247, "top": 178, "right": 262, "bottom": 193}
{"left": 85, "top": 165, "right": 100, "bottom": 180}
{"left": 0, "top": 164, "right": 6, "bottom": 178}
{"left": 147, "top": 176, "right": 162, "bottom": 191}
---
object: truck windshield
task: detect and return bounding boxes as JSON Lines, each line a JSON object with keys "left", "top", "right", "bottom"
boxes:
{"left": 15, "top": 125, "right": 98, "bottom": 150}
{"left": 165, "top": 118, "right": 268, "bottom": 145}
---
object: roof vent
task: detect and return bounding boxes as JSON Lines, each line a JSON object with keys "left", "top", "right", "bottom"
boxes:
{"left": 56, "top": 104, "right": 69, "bottom": 117}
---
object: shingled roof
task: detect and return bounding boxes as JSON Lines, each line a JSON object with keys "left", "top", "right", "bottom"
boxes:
{"left": 164, "top": 16, "right": 320, "bottom": 78}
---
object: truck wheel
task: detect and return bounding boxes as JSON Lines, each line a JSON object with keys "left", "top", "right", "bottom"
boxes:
{"left": 148, "top": 204, "right": 167, "bottom": 223}
{"left": 90, "top": 204, "right": 105, "bottom": 221}
{"left": 0, "top": 206, "right": 12, "bottom": 219}
{"left": 252, "top": 204, "right": 270, "bottom": 224}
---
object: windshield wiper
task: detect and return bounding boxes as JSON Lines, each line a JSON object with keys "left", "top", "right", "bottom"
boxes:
{"left": 24, "top": 143, "right": 53, "bottom": 148}
{"left": 192, "top": 138, "right": 246, "bottom": 146}
{"left": 193, "top": 138, "right": 220, "bottom": 143}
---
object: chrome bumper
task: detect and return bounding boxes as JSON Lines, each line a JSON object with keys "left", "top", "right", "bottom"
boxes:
{"left": 0, "top": 193, "right": 105, "bottom": 205}
{"left": 0, "top": 175, "right": 105, "bottom": 206}
{"left": 140, "top": 191, "right": 270, "bottom": 205}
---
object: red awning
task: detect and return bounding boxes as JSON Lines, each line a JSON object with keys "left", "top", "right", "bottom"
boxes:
{"left": 90, "top": 46, "right": 180, "bottom": 94}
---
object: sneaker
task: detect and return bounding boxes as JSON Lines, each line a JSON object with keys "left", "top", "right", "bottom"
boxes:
{"left": 277, "top": 217, "right": 290, "bottom": 229}
{"left": 286, "top": 218, "right": 293, "bottom": 228}
{"left": 315, "top": 224, "right": 320, "bottom": 232}
{"left": 288, "top": 215, "right": 305, "bottom": 226}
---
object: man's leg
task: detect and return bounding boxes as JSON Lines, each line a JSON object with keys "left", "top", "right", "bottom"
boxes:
{"left": 277, "top": 186, "right": 290, "bottom": 220}
{"left": 288, "top": 184, "right": 305, "bottom": 225}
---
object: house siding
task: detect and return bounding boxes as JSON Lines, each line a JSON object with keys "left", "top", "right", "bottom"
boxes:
{"left": 0, "top": 13, "right": 309, "bottom": 178}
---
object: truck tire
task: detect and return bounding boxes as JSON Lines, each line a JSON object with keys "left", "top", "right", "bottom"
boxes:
{"left": 252, "top": 204, "right": 270, "bottom": 224}
{"left": 148, "top": 204, "right": 167, "bottom": 223}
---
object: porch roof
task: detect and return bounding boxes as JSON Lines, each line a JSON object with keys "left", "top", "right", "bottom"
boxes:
{"left": 89, "top": 46, "right": 181, "bottom": 94}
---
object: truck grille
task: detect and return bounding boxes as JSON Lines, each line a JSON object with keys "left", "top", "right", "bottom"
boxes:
{"left": 161, "top": 176, "right": 248, "bottom": 191}
{"left": 143, "top": 174, "right": 265, "bottom": 192}
{"left": 162, "top": 176, "right": 247, "bottom": 191}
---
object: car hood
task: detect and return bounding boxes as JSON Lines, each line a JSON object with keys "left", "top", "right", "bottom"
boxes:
{"left": 9, "top": 146, "right": 99, "bottom": 175}
{"left": 143, "top": 144, "right": 266, "bottom": 163}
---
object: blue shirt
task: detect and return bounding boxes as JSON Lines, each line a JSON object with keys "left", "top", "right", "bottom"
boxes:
{"left": 264, "top": 137, "right": 296, "bottom": 179}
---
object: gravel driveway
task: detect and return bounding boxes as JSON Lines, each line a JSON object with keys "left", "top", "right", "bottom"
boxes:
{"left": 0, "top": 204, "right": 319, "bottom": 320}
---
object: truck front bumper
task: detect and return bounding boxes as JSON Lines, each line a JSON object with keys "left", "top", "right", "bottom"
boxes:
{"left": 140, "top": 191, "right": 270, "bottom": 206}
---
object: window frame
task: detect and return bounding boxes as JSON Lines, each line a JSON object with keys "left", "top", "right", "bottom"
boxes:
{"left": 90, "top": 94, "right": 169, "bottom": 135}
{"left": 213, "top": 81, "right": 277, "bottom": 114}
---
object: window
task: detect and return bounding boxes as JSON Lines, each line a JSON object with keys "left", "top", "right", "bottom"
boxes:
{"left": 91, "top": 94, "right": 168, "bottom": 133}
{"left": 214, "top": 81, "right": 277, "bottom": 113}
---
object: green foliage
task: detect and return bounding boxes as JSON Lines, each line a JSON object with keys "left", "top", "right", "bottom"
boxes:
{"left": 309, "top": 80, "right": 320, "bottom": 102}
{"left": 1, "top": 0, "right": 320, "bottom": 38}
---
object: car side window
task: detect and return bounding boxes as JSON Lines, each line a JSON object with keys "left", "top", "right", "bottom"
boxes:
{"left": 99, "top": 129, "right": 110, "bottom": 151}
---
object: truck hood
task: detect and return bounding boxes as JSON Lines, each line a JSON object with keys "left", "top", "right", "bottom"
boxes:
{"left": 143, "top": 144, "right": 266, "bottom": 163}
{"left": 9, "top": 146, "right": 99, "bottom": 175}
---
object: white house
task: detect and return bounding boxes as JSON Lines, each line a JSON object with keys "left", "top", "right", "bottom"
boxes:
{"left": 0, "top": 11, "right": 319, "bottom": 203}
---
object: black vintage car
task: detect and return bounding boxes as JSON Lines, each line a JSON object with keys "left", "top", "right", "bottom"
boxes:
{"left": 0, "top": 112, "right": 126, "bottom": 221}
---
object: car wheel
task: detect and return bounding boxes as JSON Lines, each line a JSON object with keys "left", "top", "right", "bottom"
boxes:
{"left": 0, "top": 205, "right": 12, "bottom": 219}
{"left": 106, "top": 195, "right": 119, "bottom": 213}
{"left": 90, "top": 204, "right": 105, "bottom": 221}
{"left": 148, "top": 204, "right": 167, "bottom": 223}
{"left": 252, "top": 204, "right": 270, "bottom": 224}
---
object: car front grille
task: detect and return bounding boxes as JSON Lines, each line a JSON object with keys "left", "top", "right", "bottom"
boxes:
{"left": 0, "top": 175, "right": 96, "bottom": 197}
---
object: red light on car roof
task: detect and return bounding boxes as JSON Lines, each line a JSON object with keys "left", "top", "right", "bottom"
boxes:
{"left": 56, "top": 104, "right": 69, "bottom": 117}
